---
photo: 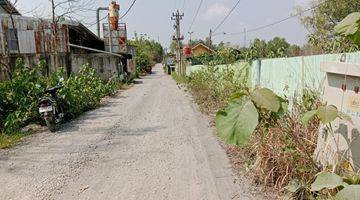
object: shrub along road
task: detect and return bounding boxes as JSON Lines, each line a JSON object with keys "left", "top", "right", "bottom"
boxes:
{"left": 0, "top": 64, "right": 259, "bottom": 200}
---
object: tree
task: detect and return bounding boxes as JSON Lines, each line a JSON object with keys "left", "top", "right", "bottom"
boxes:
{"left": 129, "top": 36, "right": 164, "bottom": 71}
{"left": 335, "top": 12, "right": 360, "bottom": 45}
{"left": 298, "top": 0, "right": 360, "bottom": 53}
{"left": 49, "top": 0, "right": 93, "bottom": 53}
{"left": 243, "top": 37, "right": 301, "bottom": 61}
{"left": 266, "top": 37, "right": 290, "bottom": 57}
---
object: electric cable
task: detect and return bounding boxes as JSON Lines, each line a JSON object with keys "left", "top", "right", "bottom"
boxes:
{"left": 120, "top": 0, "right": 137, "bottom": 19}
{"left": 187, "top": 0, "right": 203, "bottom": 33}
{"left": 212, "top": 0, "right": 241, "bottom": 33}
{"left": 225, "top": 1, "right": 325, "bottom": 36}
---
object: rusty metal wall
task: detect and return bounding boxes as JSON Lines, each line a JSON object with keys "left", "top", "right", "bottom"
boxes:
{"left": 0, "top": 14, "right": 69, "bottom": 55}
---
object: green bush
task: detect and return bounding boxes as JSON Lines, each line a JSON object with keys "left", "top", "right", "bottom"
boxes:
{"left": 128, "top": 36, "right": 164, "bottom": 72}
{"left": 190, "top": 47, "right": 241, "bottom": 66}
{"left": 0, "top": 61, "right": 122, "bottom": 134}
{"left": 187, "top": 65, "right": 248, "bottom": 114}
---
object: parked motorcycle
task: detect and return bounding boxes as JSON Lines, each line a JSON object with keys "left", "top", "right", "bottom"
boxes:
{"left": 38, "top": 80, "right": 64, "bottom": 132}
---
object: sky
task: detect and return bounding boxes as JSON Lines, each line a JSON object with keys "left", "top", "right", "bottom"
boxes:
{"left": 14, "top": 0, "right": 314, "bottom": 48}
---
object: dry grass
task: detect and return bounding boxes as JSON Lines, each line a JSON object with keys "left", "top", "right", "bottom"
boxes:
{"left": 246, "top": 99, "right": 321, "bottom": 189}
{"left": 182, "top": 66, "right": 322, "bottom": 197}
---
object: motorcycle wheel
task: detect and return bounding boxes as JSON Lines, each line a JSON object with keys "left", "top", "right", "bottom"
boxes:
{"left": 44, "top": 112, "right": 56, "bottom": 132}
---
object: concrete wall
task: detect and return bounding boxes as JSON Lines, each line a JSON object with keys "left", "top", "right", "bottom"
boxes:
{"left": 0, "top": 53, "right": 69, "bottom": 80}
{"left": 251, "top": 51, "right": 360, "bottom": 98}
{"left": 71, "top": 54, "right": 122, "bottom": 80}
{"left": 0, "top": 53, "right": 123, "bottom": 81}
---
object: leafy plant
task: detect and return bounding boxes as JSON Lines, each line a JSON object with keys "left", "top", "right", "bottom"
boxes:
{"left": 216, "top": 98, "right": 259, "bottom": 146}
{"left": 219, "top": 89, "right": 322, "bottom": 190}
{"left": 309, "top": 172, "right": 360, "bottom": 200}
{"left": 302, "top": 104, "right": 353, "bottom": 127}
{"left": 187, "top": 64, "right": 249, "bottom": 114}
{"left": 128, "top": 35, "right": 164, "bottom": 72}
{"left": 299, "top": 0, "right": 360, "bottom": 53}
{"left": 215, "top": 87, "right": 287, "bottom": 146}
{"left": 335, "top": 12, "right": 360, "bottom": 44}
{"left": 0, "top": 61, "right": 122, "bottom": 135}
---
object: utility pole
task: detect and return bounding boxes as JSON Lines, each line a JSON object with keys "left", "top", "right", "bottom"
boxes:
{"left": 188, "top": 31, "right": 194, "bottom": 46}
{"left": 171, "top": 10, "right": 184, "bottom": 75}
{"left": 243, "top": 28, "right": 247, "bottom": 48}
{"left": 209, "top": 29, "right": 212, "bottom": 47}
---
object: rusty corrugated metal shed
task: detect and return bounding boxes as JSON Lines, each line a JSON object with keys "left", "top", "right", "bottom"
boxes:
{"left": 0, "top": 14, "right": 69, "bottom": 55}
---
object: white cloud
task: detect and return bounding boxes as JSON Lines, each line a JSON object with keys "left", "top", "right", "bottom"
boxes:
{"left": 201, "top": 3, "right": 231, "bottom": 20}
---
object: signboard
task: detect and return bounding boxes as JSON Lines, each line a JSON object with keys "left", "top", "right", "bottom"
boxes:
{"left": 103, "top": 23, "right": 127, "bottom": 54}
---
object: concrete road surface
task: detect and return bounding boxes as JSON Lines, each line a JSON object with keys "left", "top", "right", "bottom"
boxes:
{"left": 0, "top": 64, "right": 257, "bottom": 200}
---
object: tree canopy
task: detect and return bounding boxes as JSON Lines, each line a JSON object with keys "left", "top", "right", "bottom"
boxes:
{"left": 299, "top": 0, "right": 360, "bottom": 53}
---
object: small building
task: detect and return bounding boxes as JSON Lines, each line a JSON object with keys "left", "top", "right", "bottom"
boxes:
{"left": 191, "top": 43, "right": 215, "bottom": 57}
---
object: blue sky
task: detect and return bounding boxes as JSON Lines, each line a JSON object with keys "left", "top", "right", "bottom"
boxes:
{"left": 15, "top": 0, "right": 313, "bottom": 48}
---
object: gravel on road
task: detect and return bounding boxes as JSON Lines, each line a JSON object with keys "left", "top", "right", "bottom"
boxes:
{"left": 0, "top": 64, "right": 259, "bottom": 200}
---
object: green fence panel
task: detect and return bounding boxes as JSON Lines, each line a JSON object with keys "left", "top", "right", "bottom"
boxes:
{"left": 251, "top": 51, "right": 360, "bottom": 97}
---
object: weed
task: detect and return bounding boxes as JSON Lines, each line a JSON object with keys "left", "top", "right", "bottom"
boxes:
{"left": 248, "top": 98, "right": 321, "bottom": 189}
{"left": 0, "top": 131, "right": 29, "bottom": 149}
{"left": 0, "top": 61, "right": 123, "bottom": 136}
{"left": 187, "top": 65, "right": 248, "bottom": 114}
{"left": 171, "top": 72, "right": 188, "bottom": 84}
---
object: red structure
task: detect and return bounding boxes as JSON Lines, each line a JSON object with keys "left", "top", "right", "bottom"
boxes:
{"left": 183, "top": 45, "right": 192, "bottom": 57}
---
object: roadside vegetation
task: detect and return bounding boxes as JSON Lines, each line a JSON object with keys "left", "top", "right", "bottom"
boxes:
{"left": 0, "top": 59, "right": 124, "bottom": 148}
{"left": 128, "top": 34, "right": 164, "bottom": 75}
{"left": 172, "top": 2, "right": 360, "bottom": 199}
{"left": 185, "top": 0, "right": 360, "bottom": 65}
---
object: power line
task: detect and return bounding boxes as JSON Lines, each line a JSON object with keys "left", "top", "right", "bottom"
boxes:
{"left": 84, "top": 15, "right": 107, "bottom": 28}
{"left": 83, "top": 0, "right": 138, "bottom": 28}
{"left": 212, "top": 0, "right": 241, "bottom": 34}
{"left": 187, "top": 0, "right": 203, "bottom": 33}
{"left": 181, "top": 0, "right": 186, "bottom": 11}
{"left": 120, "top": 0, "right": 137, "bottom": 20}
{"left": 225, "top": 1, "right": 325, "bottom": 36}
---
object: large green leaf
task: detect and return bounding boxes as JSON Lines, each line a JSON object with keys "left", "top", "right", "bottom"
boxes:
{"left": 216, "top": 99, "right": 259, "bottom": 146}
{"left": 335, "top": 12, "right": 360, "bottom": 44}
{"left": 250, "top": 88, "right": 280, "bottom": 112}
{"left": 229, "top": 92, "right": 248, "bottom": 101}
{"left": 302, "top": 110, "right": 317, "bottom": 126}
{"left": 335, "top": 185, "right": 360, "bottom": 200}
{"left": 311, "top": 172, "right": 344, "bottom": 192}
{"left": 338, "top": 111, "right": 354, "bottom": 125}
{"left": 316, "top": 105, "right": 338, "bottom": 124}
{"left": 285, "top": 179, "right": 306, "bottom": 193}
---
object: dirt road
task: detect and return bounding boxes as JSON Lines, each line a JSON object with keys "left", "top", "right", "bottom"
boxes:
{"left": 0, "top": 64, "right": 256, "bottom": 200}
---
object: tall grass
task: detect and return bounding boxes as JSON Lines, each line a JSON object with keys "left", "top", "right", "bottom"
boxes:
{"left": 187, "top": 65, "right": 248, "bottom": 114}
{"left": 181, "top": 64, "right": 322, "bottom": 194}
{"left": 247, "top": 92, "right": 321, "bottom": 189}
